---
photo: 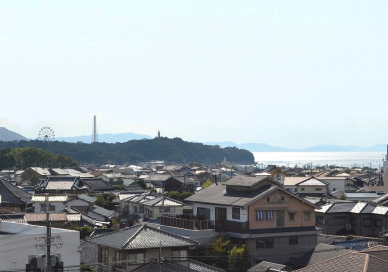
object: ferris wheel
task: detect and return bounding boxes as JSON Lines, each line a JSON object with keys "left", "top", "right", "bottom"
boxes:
{"left": 38, "top": 126, "right": 55, "bottom": 141}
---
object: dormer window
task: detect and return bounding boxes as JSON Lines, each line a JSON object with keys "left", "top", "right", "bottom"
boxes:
{"left": 267, "top": 197, "right": 270, "bottom": 202}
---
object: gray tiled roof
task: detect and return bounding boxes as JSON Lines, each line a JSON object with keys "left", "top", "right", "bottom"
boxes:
{"left": 223, "top": 175, "right": 267, "bottom": 186}
{"left": 287, "top": 243, "right": 355, "bottom": 268}
{"left": 88, "top": 224, "right": 198, "bottom": 250}
{"left": 248, "top": 261, "right": 286, "bottom": 272}
{"left": 325, "top": 202, "right": 357, "bottom": 213}
{"left": 0, "top": 178, "right": 32, "bottom": 205}
{"left": 185, "top": 182, "right": 275, "bottom": 207}
{"left": 81, "top": 178, "right": 114, "bottom": 191}
{"left": 77, "top": 194, "right": 96, "bottom": 203}
{"left": 90, "top": 205, "right": 114, "bottom": 218}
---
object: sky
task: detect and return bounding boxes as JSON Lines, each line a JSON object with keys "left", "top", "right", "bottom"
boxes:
{"left": 0, "top": 0, "right": 387, "bottom": 149}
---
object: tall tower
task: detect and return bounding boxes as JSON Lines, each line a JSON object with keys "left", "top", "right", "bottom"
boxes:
{"left": 92, "top": 115, "right": 98, "bottom": 143}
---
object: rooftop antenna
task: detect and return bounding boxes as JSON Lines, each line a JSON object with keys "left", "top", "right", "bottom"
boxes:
{"left": 92, "top": 115, "right": 98, "bottom": 143}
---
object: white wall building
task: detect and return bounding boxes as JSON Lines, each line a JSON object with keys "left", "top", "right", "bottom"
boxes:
{"left": 0, "top": 220, "right": 80, "bottom": 271}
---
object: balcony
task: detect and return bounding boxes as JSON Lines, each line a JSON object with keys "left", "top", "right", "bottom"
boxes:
{"left": 161, "top": 215, "right": 213, "bottom": 230}
{"left": 160, "top": 215, "right": 249, "bottom": 234}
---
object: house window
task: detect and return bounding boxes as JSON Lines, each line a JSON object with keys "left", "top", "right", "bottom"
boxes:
{"left": 256, "top": 210, "right": 264, "bottom": 221}
{"left": 134, "top": 206, "right": 138, "bottom": 213}
{"left": 281, "top": 196, "right": 285, "bottom": 201}
{"left": 160, "top": 206, "right": 171, "bottom": 213}
{"left": 289, "top": 213, "right": 295, "bottom": 221}
{"left": 146, "top": 209, "right": 153, "bottom": 218}
{"left": 172, "top": 250, "right": 188, "bottom": 260}
{"left": 363, "top": 218, "right": 371, "bottom": 226}
{"left": 294, "top": 188, "right": 297, "bottom": 192}
{"left": 49, "top": 205, "right": 55, "bottom": 212}
{"left": 289, "top": 236, "right": 298, "bottom": 245}
{"left": 317, "top": 217, "right": 326, "bottom": 225}
{"left": 351, "top": 217, "right": 357, "bottom": 226}
{"left": 115, "top": 251, "right": 122, "bottom": 268}
{"left": 301, "top": 188, "right": 305, "bottom": 191}
{"left": 127, "top": 252, "right": 145, "bottom": 263}
{"left": 267, "top": 197, "right": 270, "bottom": 202}
{"left": 304, "top": 212, "right": 311, "bottom": 221}
{"left": 139, "top": 205, "right": 144, "bottom": 213}
{"left": 101, "top": 247, "right": 108, "bottom": 264}
{"left": 256, "top": 238, "right": 274, "bottom": 249}
{"left": 197, "top": 207, "right": 210, "bottom": 220}
{"left": 315, "top": 188, "right": 322, "bottom": 191}
{"left": 375, "top": 219, "right": 383, "bottom": 228}
{"left": 267, "top": 210, "right": 274, "bottom": 221}
{"left": 232, "top": 208, "right": 240, "bottom": 220}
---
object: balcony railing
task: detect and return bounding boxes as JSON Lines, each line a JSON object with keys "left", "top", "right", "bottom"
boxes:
{"left": 161, "top": 215, "right": 213, "bottom": 230}
{"left": 161, "top": 215, "right": 249, "bottom": 233}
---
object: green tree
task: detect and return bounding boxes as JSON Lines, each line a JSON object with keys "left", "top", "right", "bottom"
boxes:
{"left": 211, "top": 237, "right": 230, "bottom": 254}
{"left": 165, "top": 191, "right": 181, "bottom": 200}
{"left": 134, "top": 179, "right": 146, "bottom": 189}
{"left": 228, "top": 245, "right": 250, "bottom": 270}
{"left": 77, "top": 226, "right": 94, "bottom": 240}
{"left": 180, "top": 191, "right": 193, "bottom": 200}
{"left": 30, "top": 173, "right": 40, "bottom": 186}
{"left": 203, "top": 179, "right": 212, "bottom": 188}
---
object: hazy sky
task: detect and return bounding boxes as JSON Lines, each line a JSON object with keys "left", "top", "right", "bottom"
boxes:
{"left": 1, "top": 1, "right": 387, "bottom": 149}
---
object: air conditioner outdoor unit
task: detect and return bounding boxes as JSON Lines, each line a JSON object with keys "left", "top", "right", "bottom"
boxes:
{"left": 346, "top": 224, "right": 352, "bottom": 230}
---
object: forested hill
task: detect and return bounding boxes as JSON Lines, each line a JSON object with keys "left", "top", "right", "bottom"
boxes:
{"left": 0, "top": 137, "right": 255, "bottom": 165}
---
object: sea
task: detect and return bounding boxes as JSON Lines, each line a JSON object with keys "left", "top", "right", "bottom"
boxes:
{"left": 252, "top": 152, "right": 387, "bottom": 169}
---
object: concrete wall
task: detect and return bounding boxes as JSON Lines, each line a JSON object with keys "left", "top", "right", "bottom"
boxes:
{"left": 248, "top": 234, "right": 317, "bottom": 264}
{"left": 0, "top": 221, "right": 80, "bottom": 271}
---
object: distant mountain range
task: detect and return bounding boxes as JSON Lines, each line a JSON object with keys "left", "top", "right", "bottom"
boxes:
{"left": 0, "top": 127, "right": 28, "bottom": 141}
{"left": 0, "top": 127, "right": 387, "bottom": 152}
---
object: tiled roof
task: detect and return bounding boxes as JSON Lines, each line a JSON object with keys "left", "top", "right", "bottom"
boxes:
{"left": 88, "top": 224, "right": 198, "bottom": 250}
{"left": 372, "top": 193, "right": 388, "bottom": 204}
{"left": 325, "top": 202, "right": 357, "bottom": 213}
{"left": 25, "top": 213, "right": 67, "bottom": 222}
{"left": 44, "top": 176, "right": 80, "bottom": 190}
{"left": 287, "top": 243, "right": 355, "bottom": 268}
{"left": 90, "top": 205, "right": 114, "bottom": 218}
{"left": 297, "top": 177, "right": 328, "bottom": 186}
{"left": 294, "top": 246, "right": 388, "bottom": 272}
{"left": 283, "top": 177, "right": 309, "bottom": 186}
{"left": 81, "top": 178, "right": 114, "bottom": 191}
{"left": 185, "top": 183, "right": 275, "bottom": 207}
{"left": 77, "top": 194, "right": 96, "bottom": 203}
{"left": 0, "top": 214, "right": 26, "bottom": 224}
{"left": 0, "top": 178, "right": 32, "bottom": 205}
{"left": 222, "top": 175, "right": 270, "bottom": 186}
{"left": 142, "top": 196, "right": 184, "bottom": 207}
{"left": 248, "top": 261, "right": 286, "bottom": 272}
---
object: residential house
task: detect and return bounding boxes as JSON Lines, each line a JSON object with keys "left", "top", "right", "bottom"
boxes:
{"left": 0, "top": 178, "right": 33, "bottom": 211}
{"left": 32, "top": 195, "right": 68, "bottom": 213}
{"left": 182, "top": 176, "right": 320, "bottom": 264}
{"left": 0, "top": 221, "right": 80, "bottom": 271}
{"left": 66, "top": 194, "right": 96, "bottom": 214}
{"left": 36, "top": 175, "right": 87, "bottom": 194}
{"left": 21, "top": 167, "right": 50, "bottom": 182}
{"left": 81, "top": 177, "right": 115, "bottom": 192}
{"left": 120, "top": 192, "right": 185, "bottom": 221}
{"left": 296, "top": 177, "right": 329, "bottom": 197}
{"left": 315, "top": 202, "right": 388, "bottom": 237}
{"left": 85, "top": 224, "right": 199, "bottom": 271}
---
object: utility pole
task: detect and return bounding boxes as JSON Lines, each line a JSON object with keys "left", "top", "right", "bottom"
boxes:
{"left": 45, "top": 194, "right": 52, "bottom": 272}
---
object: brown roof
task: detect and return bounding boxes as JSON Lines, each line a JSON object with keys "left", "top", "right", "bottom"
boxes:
{"left": 294, "top": 246, "right": 388, "bottom": 272}
{"left": 25, "top": 213, "right": 67, "bottom": 222}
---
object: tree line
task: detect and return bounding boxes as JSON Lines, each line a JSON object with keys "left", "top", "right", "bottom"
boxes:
{"left": 0, "top": 137, "right": 255, "bottom": 167}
